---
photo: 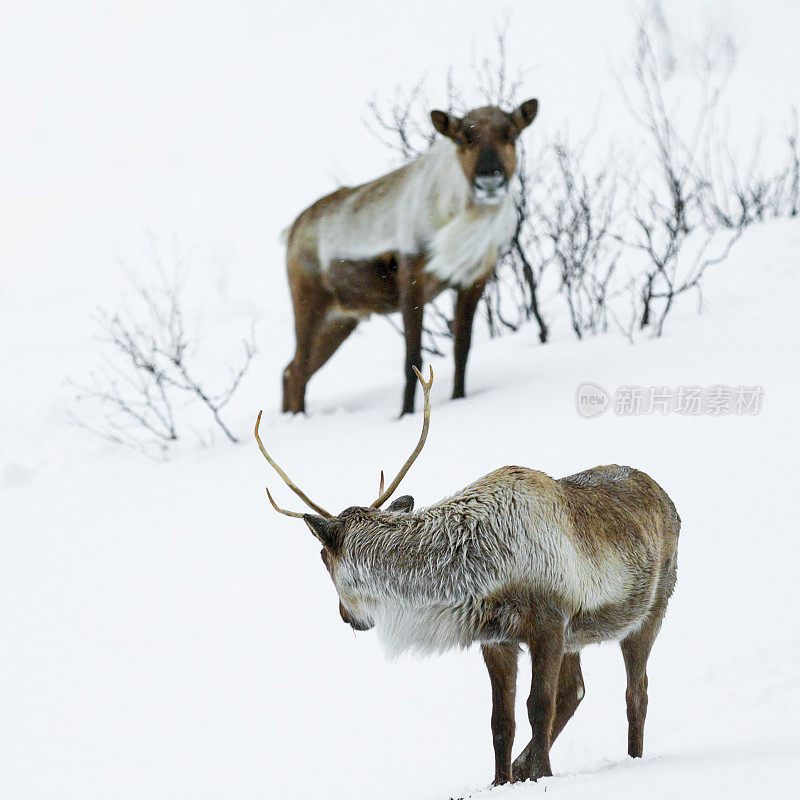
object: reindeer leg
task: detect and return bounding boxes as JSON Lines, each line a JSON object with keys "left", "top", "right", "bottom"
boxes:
{"left": 307, "top": 314, "right": 359, "bottom": 379}
{"left": 452, "top": 278, "right": 486, "bottom": 400}
{"left": 481, "top": 643, "right": 518, "bottom": 785}
{"left": 513, "top": 626, "right": 564, "bottom": 782}
{"left": 399, "top": 256, "right": 424, "bottom": 416}
{"left": 549, "top": 652, "right": 585, "bottom": 744}
{"left": 284, "top": 271, "right": 329, "bottom": 414}
{"left": 281, "top": 360, "right": 293, "bottom": 413}
{"left": 620, "top": 605, "right": 665, "bottom": 758}
{"left": 512, "top": 651, "right": 584, "bottom": 778}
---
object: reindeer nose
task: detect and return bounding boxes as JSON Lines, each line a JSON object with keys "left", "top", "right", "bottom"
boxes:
{"left": 474, "top": 146, "right": 506, "bottom": 192}
{"left": 474, "top": 172, "right": 506, "bottom": 191}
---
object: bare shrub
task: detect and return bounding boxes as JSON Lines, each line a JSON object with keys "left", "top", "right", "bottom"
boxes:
{"left": 529, "top": 138, "right": 623, "bottom": 339}
{"left": 69, "top": 246, "right": 256, "bottom": 458}
{"left": 782, "top": 109, "right": 800, "bottom": 218}
{"left": 702, "top": 108, "right": 800, "bottom": 228}
{"left": 366, "top": 4, "right": 794, "bottom": 348}
{"left": 493, "top": 144, "right": 550, "bottom": 342}
{"left": 615, "top": 5, "right": 744, "bottom": 336}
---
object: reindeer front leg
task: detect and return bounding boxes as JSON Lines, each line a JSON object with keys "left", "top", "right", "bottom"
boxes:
{"left": 399, "top": 256, "right": 424, "bottom": 416}
{"left": 482, "top": 644, "right": 518, "bottom": 785}
{"left": 452, "top": 278, "right": 487, "bottom": 400}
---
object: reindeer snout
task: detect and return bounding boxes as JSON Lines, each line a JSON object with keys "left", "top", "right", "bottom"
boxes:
{"left": 473, "top": 170, "right": 507, "bottom": 205}
{"left": 472, "top": 146, "right": 508, "bottom": 203}
{"left": 473, "top": 145, "right": 507, "bottom": 194}
{"left": 474, "top": 172, "right": 506, "bottom": 191}
{"left": 339, "top": 600, "right": 374, "bottom": 631}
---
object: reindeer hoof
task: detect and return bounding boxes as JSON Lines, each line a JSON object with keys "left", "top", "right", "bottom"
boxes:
{"left": 514, "top": 766, "right": 552, "bottom": 783}
{"left": 511, "top": 750, "right": 551, "bottom": 783}
{"left": 511, "top": 748, "right": 528, "bottom": 781}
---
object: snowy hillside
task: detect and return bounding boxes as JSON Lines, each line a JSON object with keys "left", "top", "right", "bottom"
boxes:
{"left": 6, "top": 216, "right": 800, "bottom": 800}
{"left": 2, "top": 2, "right": 800, "bottom": 800}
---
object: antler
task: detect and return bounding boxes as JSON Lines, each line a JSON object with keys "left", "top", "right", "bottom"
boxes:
{"left": 255, "top": 368, "right": 432, "bottom": 518}
{"left": 371, "top": 365, "right": 433, "bottom": 508}
{"left": 265, "top": 487, "right": 305, "bottom": 518}
{"left": 254, "top": 411, "right": 332, "bottom": 518}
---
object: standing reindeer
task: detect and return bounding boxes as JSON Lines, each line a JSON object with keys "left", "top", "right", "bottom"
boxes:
{"left": 281, "top": 99, "right": 539, "bottom": 415}
{"left": 255, "top": 369, "right": 680, "bottom": 785}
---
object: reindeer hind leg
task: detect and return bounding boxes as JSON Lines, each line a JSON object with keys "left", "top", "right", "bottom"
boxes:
{"left": 620, "top": 606, "right": 666, "bottom": 758}
{"left": 284, "top": 269, "right": 330, "bottom": 414}
{"left": 512, "top": 651, "right": 584, "bottom": 779}
{"left": 307, "top": 313, "right": 359, "bottom": 379}
{"left": 550, "top": 652, "right": 585, "bottom": 744}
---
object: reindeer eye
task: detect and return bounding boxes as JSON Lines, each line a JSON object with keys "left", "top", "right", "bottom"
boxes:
{"left": 461, "top": 127, "right": 475, "bottom": 147}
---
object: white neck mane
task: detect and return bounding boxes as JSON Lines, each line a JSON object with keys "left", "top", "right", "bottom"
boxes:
{"left": 419, "top": 140, "right": 517, "bottom": 287}
{"left": 318, "top": 139, "right": 517, "bottom": 288}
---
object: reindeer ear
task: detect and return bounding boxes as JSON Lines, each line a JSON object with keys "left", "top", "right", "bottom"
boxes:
{"left": 387, "top": 495, "right": 414, "bottom": 513}
{"left": 303, "top": 514, "right": 343, "bottom": 551}
{"left": 511, "top": 98, "right": 539, "bottom": 134}
{"left": 431, "top": 110, "right": 461, "bottom": 140}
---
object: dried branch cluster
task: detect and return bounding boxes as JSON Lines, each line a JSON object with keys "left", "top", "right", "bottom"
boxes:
{"left": 365, "top": 10, "right": 800, "bottom": 349}
{"left": 70, "top": 252, "right": 256, "bottom": 458}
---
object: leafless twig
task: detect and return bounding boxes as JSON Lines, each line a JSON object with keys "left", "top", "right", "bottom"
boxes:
{"left": 69, "top": 247, "right": 256, "bottom": 457}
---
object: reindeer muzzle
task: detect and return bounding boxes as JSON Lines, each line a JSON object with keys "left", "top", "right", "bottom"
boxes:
{"left": 473, "top": 146, "right": 508, "bottom": 204}
{"left": 339, "top": 600, "right": 374, "bottom": 631}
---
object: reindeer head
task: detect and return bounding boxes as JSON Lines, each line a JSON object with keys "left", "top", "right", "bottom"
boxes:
{"left": 430, "top": 100, "right": 538, "bottom": 206}
{"left": 255, "top": 367, "right": 434, "bottom": 633}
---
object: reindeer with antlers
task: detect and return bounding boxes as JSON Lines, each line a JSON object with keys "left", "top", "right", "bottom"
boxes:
{"left": 255, "top": 368, "right": 680, "bottom": 785}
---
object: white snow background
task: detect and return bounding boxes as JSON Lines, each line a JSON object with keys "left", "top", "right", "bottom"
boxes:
{"left": 1, "top": 1, "right": 799, "bottom": 798}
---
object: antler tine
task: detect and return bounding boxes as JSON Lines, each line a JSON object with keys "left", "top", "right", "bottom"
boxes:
{"left": 378, "top": 470, "right": 385, "bottom": 495}
{"left": 265, "top": 487, "right": 305, "bottom": 518}
{"left": 370, "top": 365, "right": 433, "bottom": 509}
{"left": 254, "top": 411, "right": 332, "bottom": 518}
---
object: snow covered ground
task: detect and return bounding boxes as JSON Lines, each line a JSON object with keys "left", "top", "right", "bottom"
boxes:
{"left": 2, "top": 2, "right": 800, "bottom": 799}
